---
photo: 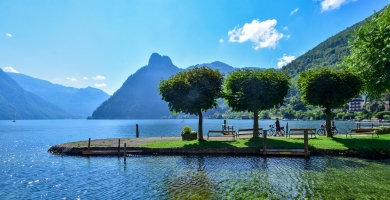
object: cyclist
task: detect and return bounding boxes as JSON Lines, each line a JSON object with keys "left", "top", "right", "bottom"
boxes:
{"left": 274, "top": 118, "right": 283, "bottom": 136}
{"left": 319, "top": 122, "right": 326, "bottom": 135}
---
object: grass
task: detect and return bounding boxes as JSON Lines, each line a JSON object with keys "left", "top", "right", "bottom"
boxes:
{"left": 140, "top": 134, "right": 390, "bottom": 150}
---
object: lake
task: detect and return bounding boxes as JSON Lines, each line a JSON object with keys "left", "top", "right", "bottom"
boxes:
{"left": 1, "top": 119, "right": 389, "bottom": 199}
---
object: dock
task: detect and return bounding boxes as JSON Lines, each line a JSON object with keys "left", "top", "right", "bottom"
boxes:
{"left": 82, "top": 150, "right": 143, "bottom": 155}
{"left": 259, "top": 149, "right": 309, "bottom": 156}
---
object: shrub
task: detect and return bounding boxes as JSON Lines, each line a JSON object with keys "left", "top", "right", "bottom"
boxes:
{"left": 375, "top": 126, "right": 390, "bottom": 134}
{"left": 181, "top": 126, "right": 196, "bottom": 135}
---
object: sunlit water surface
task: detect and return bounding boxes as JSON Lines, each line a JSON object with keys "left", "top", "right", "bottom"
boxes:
{"left": 1, "top": 119, "right": 389, "bottom": 199}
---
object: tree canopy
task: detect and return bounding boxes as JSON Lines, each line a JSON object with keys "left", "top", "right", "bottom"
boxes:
{"left": 343, "top": 5, "right": 390, "bottom": 99}
{"left": 158, "top": 66, "right": 224, "bottom": 140}
{"left": 297, "top": 67, "right": 363, "bottom": 137}
{"left": 224, "top": 68, "right": 290, "bottom": 138}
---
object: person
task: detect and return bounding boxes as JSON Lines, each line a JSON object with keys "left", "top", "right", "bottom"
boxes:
{"left": 320, "top": 121, "right": 326, "bottom": 135}
{"left": 274, "top": 118, "right": 282, "bottom": 136}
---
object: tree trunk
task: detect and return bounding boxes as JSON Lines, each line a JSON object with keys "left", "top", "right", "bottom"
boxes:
{"left": 198, "top": 109, "right": 204, "bottom": 141}
{"left": 253, "top": 109, "right": 259, "bottom": 138}
{"left": 325, "top": 106, "right": 333, "bottom": 138}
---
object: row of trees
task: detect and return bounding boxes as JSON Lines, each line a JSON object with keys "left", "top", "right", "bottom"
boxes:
{"left": 159, "top": 66, "right": 362, "bottom": 139}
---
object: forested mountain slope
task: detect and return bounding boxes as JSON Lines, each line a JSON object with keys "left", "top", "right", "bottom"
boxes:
{"left": 282, "top": 21, "right": 365, "bottom": 77}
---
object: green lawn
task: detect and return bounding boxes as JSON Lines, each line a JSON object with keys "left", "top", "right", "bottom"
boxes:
{"left": 141, "top": 134, "right": 390, "bottom": 150}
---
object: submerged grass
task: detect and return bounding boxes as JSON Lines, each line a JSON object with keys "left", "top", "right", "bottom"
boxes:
{"left": 141, "top": 134, "right": 390, "bottom": 150}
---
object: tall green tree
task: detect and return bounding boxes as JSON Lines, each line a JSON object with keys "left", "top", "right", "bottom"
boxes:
{"left": 224, "top": 68, "right": 290, "bottom": 138}
{"left": 158, "top": 66, "right": 224, "bottom": 141}
{"left": 297, "top": 68, "right": 363, "bottom": 137}
{"left": 343, "top": 5, "right": 390, "bottom": 98}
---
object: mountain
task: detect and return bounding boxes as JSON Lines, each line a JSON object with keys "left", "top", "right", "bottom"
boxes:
{"left": 90, "top": 53, "right": 182, "bottom": 119}
{"left": 0, "top": 69, "right": 74, "bottom": 120}
{"left": 189, "top": 61, "right": 236, "bottom": 76}
{"left": 7, "top": 72, "right": 110, "bottom": 118}
{"left": 282, "top": 20, "right": 365, "bottom": 77}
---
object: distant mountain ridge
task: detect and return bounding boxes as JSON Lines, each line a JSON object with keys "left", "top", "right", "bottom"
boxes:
{"left": 7, "top": 72, "right": 110, "bottom": 118}
{"left": 0, "top": 69, "right": 74, "bottom": 120}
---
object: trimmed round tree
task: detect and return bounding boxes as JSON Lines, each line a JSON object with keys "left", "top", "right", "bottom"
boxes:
{"left": 343, "top": 5, "right": 390, "bottom": 99}
{"left": 224, "top": 68, "right": 290, "bottom": 138}
{"left": 158, "top": 66, "right": 224, "bottom": 141}
{"left": 297, "top": 67, "right": 363, "bottom": 137}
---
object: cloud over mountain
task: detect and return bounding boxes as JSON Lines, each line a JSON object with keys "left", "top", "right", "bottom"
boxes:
{"left": 277, "top": 54, "right": 296, "bottom": 68}
{"left": 2, "top": 67, "right": 19, "bottom": 73}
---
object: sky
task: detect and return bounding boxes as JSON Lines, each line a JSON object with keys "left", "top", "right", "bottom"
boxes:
{"left": 1, "top": 0, "right": 390, "bottom": 95}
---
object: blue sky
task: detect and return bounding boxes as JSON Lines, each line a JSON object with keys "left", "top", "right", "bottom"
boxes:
{"left": 1, "top": 0, "right": 389, "bottom": 95}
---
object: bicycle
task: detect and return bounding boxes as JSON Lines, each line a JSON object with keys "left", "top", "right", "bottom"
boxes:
{"left": 267, "top": 125, "right": 285, "bottom": 136}
{"left": 316, "top": 124, "right": 338, "bottom": 136}
{"left": 267, "top": 125, "right": 275, "bottom": 136}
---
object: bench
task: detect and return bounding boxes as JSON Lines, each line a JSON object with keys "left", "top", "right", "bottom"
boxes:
{"left": 207, "top": 130, "right": 236, "bottom": 140}
{"left": 236, "top": 128, "right": 263, "bottom": 138}
{"left": 287, "top": 128, "right": 316, "bottom": 138}
{"left": 346, "top": 128, "right": 379, "bottom": 138}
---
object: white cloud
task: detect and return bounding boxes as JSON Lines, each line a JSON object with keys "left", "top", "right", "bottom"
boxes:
{"left": 277, "top": 54, "right": 296, "bottom": 68}
{"left": 2, "top": 66, "right": 19, "bottom": 73}
{"left": 92, "top": 75, "right": 105, "bottom": 80}
{"left": 52, "top": 78, "right": 61, "bottom": 83}
{"left": 285, "top": 35, "right": 291, "bottom": 40}
{"left": 290, "top": 8, "right": 299, "bottom": 15}
{"left": 228, "top": 19, "right": 284, "bottom": 50}
{"left": 83, "top": 77, "right": 88, "bottom": 80}
{"left": 282, "top": 26, "right": 288, "bottom": 31}
{"left": 66, "top": 77, "right": 78, "bottom": 82}
{"left": 320, "top": 0, "right": 356, "bottom": 12}
{"left": 94, "top": 83, "right": 107, "bottom": 88}
{"left": 219, "top": 39, "right": 223, "bottom": 43}
{"left": 5, "top": 33, "right": 12, "bottom": 37}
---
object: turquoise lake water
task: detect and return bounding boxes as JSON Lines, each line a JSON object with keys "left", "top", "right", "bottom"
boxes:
{"left": 1, "top": 119, "right": 389, "bottom": 199}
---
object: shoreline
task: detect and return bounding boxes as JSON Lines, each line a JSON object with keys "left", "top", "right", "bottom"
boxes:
{"left": 48, "top": 137, "right": 390, "bottom": 159}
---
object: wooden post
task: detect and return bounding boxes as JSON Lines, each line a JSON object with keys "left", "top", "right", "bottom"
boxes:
{"left": 304, "top": 130, "right": 308, "bottom": 157}
{"left": 124, "top": 143, "right": 127, "bottom": 162}
{"left": 263, "top": 130, "right": 267, "bottom": 156}
{"left": 117, "top": 139, "right": 120, "bottom": 152}
{"left": 286, "top": 123, "right": 289, "bottom": 136}
{"left": 223, "top": 120, "right": 226, "bottom": 130}
{"left": 332, "top": 120, "right": 335, "bottom": 127}
{"left": 88, "top": 138, "right": 91, "bottom": 151}
{"left": 136, "top": 124, "right": 139, "bottom": 138}
{"left": 372, "top": 123, "right": 374, "bottom": 128}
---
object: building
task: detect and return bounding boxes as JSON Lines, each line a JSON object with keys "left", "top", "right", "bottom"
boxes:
{"left": 348, "top": 98, "right": 364, "bottom": 112}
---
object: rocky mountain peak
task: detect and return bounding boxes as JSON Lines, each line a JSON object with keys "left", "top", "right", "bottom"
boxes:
{"left": 148, "top": 53, "right": 174, "bottom": 67}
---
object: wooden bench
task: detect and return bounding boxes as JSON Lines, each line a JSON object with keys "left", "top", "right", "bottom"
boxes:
{"left": 287, "top": 128, "right": 316, "bottom": 138}
{"left": 207, "top": 130, "right": 236, "bottom": 140}
{"left": 236, "top": 128, "right": 263, "bottom": 138}
{"left": 346, "top": 128, "right": 379, "bottom": 138}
